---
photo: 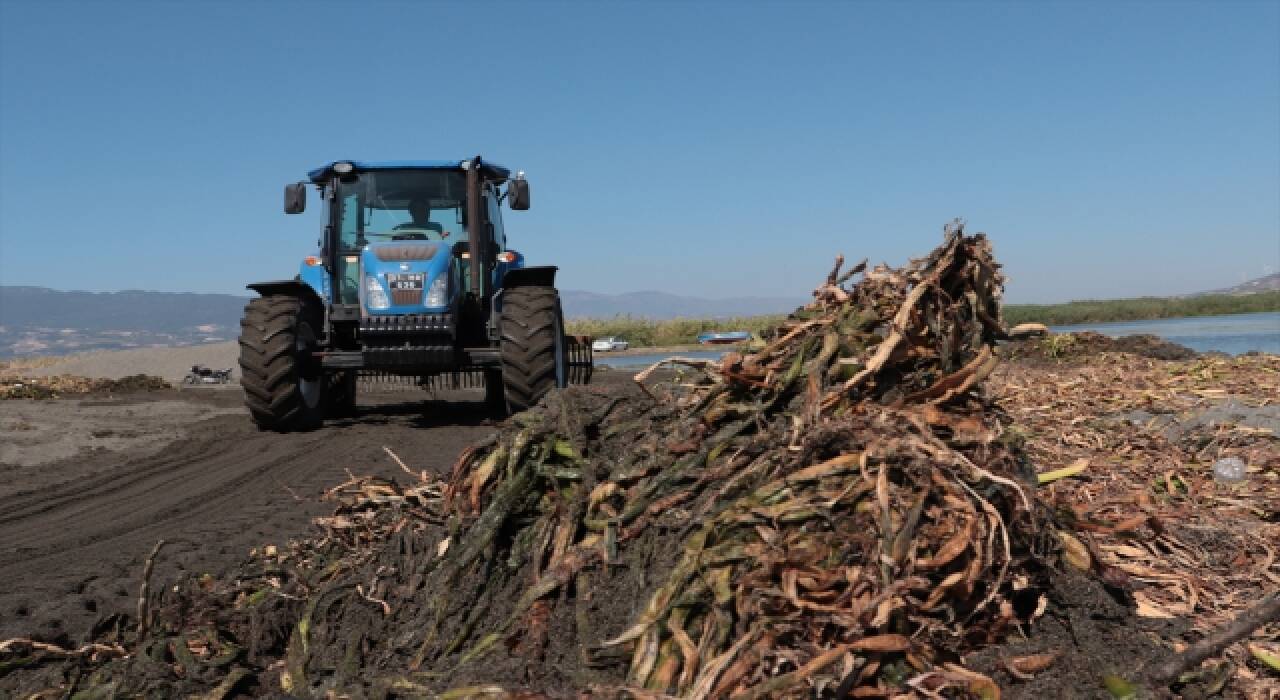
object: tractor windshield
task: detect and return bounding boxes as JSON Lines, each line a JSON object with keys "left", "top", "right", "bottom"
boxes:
{"left": 335, "top": 170, "right": 467, "bottom": 251}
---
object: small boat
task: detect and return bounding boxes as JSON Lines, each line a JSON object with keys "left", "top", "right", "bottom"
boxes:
{"left": 697, "top": 330, "right": 751, "bottom": 345}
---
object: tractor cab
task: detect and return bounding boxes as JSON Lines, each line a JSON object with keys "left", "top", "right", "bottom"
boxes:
{"left": 294, "top": 161, "right": 524, "bottom": 315}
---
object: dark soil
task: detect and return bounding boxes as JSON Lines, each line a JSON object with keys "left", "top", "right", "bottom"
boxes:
{"left": 0, "top": 373, "right": 662, "bottom": 698}
{"left": 0, "top": 382, "right": 529, "bottom": 645}
{"left": 967, "top": 571, "right": 1182, "bottom": 699}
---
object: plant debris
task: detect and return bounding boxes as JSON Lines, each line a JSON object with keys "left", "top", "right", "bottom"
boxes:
{"left": 999, "top": 331, "right": 1198, "bottom": 363}
{"left": 0, "top": 374, "right": 170, "bottom": 399}
{"left": 990, "top": 350, "right": 1280, "bottom": 696}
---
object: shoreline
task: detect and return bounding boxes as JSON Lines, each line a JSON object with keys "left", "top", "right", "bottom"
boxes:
{"left": 1003, "top": 291, "right": 1279, "bottom": 326}
{"left": 5, "top": 309, "right": 1278, "bottom": 377}
{"left": 1048, "top": 308, "right": 1279, "bottom": 330}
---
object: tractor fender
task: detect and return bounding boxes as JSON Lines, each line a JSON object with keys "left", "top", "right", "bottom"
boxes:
{"left": 501, "top": 265, "right": 557, "bottom": 289}
{"left": 246, "top": 278, "right": 324, "bottom": 303}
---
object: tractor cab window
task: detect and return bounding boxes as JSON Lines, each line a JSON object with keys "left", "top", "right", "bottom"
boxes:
{"left": 335, "top": 170, "right": 467, "bottom": 251}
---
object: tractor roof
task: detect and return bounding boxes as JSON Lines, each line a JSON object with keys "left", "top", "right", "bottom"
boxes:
{"left": 307, "top": 160, "right": 512, "bottom": 184}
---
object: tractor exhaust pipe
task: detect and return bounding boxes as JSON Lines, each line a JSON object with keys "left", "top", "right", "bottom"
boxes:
{"left": 465, "top": 156, "right": 484, "bottom": 299}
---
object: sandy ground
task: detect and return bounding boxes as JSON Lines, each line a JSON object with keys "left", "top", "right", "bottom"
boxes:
{"left": 25, "top": 341, "right": 239, "bottom": 383}
{"left": 0, "top": 398, "right": 243, "bottom": 467}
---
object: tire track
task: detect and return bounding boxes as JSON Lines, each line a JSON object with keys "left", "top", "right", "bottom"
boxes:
{"left": 0, "top": 389, "right": 497, "bottom": 641}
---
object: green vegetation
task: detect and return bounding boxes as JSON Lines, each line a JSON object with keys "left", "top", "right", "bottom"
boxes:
{"left": 566, "top": 292, "right": 1280, "bottom": 349}
{"left": 1003, "top": 291, "right": 1280, "bottom": 326}
{"left": 565, "top": 315, "right": 785, "bottom": 348}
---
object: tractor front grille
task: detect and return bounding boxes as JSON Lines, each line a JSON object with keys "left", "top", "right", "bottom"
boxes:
{"left": 391, "top": 289, "right": 422, "bottom": 306}
{"left": 358, "top": 313, "right": 455, "bottom": 371}
{"left": 360, "top": 313, "right": 452, "bottom": 335}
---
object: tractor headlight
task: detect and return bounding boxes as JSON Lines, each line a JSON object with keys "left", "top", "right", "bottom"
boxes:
{"left": 365, "top": 275, "right": 390, "bottom": 310}
{"left": 424, "top": 275, "right": 448, "bottom": 308}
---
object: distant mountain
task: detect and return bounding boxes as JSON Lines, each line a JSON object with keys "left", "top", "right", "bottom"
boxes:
{"left": 0, "top": 286, "right": 249, "bottom": 333}
{"left": 560, "top": 290, "right": 800, "bottom": 320}
{"left": 1201, "top": 273, "right": 1280, "bottom": 296}
{"left": 0, "top": 286, "right": 249, "bottom": 357}
{"left": 0, "top": 285, "right": 801, "bottom": 357}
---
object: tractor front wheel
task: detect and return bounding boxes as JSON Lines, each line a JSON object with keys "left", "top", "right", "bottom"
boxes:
{"left": 238, "top": 294, "right": 327, "bottom": 431}
{"left": 499, "top": 286, "right": 566, "bottom": 413}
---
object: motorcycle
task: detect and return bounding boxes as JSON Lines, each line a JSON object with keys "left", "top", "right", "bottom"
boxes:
{"left": 183, "top": 365, "right": 233, "bottom": 385}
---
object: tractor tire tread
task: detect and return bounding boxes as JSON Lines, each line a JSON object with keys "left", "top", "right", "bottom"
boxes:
{"left": 500, "top": 286, "right": 564, "bottom": 412}
{"left": 237, "top": 295, "right": 324, "bottom": 431}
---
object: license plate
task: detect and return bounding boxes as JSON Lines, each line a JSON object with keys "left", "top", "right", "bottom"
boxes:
{"left": 387, "top": 273, "right": 424, "bottom": 290}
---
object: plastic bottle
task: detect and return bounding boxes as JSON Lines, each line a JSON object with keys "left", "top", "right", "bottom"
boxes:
{"left": 1212, "top": 457, "right": 1247, "bottom": 483}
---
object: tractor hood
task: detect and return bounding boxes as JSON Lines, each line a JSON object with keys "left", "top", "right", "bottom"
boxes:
{"left": 360, "top": 241, "right": 454, "bottom": 314}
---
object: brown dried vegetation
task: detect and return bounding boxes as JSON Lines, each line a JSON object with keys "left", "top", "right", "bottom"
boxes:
{"left": 990, "top": 351, "right": 1280, "bottom": 696}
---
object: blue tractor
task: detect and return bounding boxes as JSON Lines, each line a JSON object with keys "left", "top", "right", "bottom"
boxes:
{"left": 238, "top": 157, "right": 592, "bottom": 431}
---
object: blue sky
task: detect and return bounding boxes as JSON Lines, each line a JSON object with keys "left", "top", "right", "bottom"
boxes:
{"left": 1, "top": 0, "right": 1277, "bottom": 304}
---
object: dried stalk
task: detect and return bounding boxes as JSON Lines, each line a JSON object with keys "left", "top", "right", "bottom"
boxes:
{"left": 135, "top": 538, "right": 165, "bottom": 639}
{"left": 1146, "top": 591, "right": 1280, "bottom": 685}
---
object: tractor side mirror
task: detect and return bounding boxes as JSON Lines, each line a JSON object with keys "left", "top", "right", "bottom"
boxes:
{"left": 508, "top": 179, "right": 530, "bottom": 211}
{"left": 284, "top": 182, "right": 307, "bottom": 214}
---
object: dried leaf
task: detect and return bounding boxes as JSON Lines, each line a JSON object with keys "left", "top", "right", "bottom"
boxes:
{"left": 1248, "top": 643, "right": 1280, "bottom": 672}
{"left": 1058, "top": 531, "right": 1091, "bottom": 570}
{"left": 1037, "top": 458, "right": 1089, "bottom": 485}
{"left": 917, "top": 518, "right": 972, "bottom": 570}
{"left": 1103, "top": 675, "right": 1137, "bottom": 699}
{"left": 849, "top": 634, "right": 910, "bottom": 653}
{"left": 1132, "top": 593, "right": 1177, "bottom": 620}
{"left": 1007, "top": 652, "right": 1058, "bottom": 675}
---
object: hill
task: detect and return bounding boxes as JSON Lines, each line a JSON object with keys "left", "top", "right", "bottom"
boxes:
{"left": 1201, "top": 272, "right": 1280, "bottom": 295}
{"left": 0, "top": 286, "right": 248, "bottom": 357}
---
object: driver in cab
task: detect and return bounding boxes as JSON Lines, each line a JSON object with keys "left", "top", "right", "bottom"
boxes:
{"left": 394, "top": 199, "right": 447, "bottom": 239}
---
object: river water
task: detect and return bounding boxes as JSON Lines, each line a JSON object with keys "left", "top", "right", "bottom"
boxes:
{"left": 1051, "top": 311, "right": 1279, "bottom": 356}
{"left": 596, "top": 311, "right": 1279, "bottom": 368}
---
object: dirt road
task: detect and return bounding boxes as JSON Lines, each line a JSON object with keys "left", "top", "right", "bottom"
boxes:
{"left": 0, "top": 383, "right": 512, "bottom": 643}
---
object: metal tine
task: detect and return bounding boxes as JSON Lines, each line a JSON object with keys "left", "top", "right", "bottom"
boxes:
{"left": 566, "top": 335, "right": 594, "bottom": 385}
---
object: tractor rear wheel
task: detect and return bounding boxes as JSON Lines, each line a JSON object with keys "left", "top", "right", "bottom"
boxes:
{"left": 238, "top": 294, "right": 327, "bottom": 431}
{"left": 499, "top": 286, "right": 566, "bottom": 413}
